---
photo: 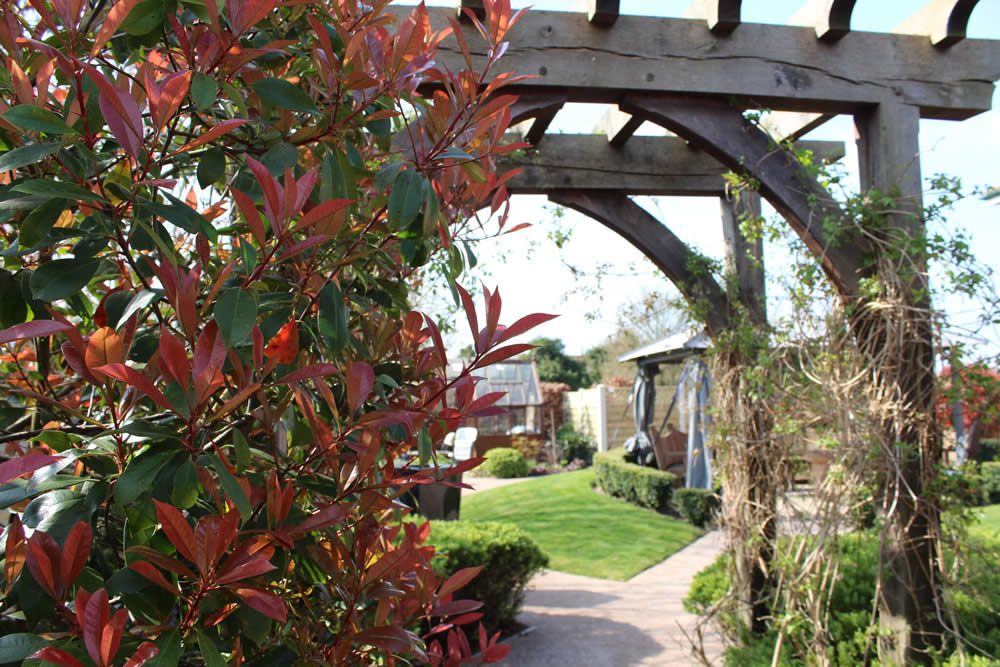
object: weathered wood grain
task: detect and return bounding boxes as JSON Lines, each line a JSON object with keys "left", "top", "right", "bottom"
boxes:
{"left": 394, "top": 6, "right": 999, "bottom": 119}
{"left": 623, "top": 94, "right": 866, "bottom": 295}
{"left": 547, "top": 190, "right": 731, "bottom": 335}
{"left": 895, "top": 0, "right": 981, "bottom": 48}
{"left": 502, "top": 133, "right": 845, "bottom": 197}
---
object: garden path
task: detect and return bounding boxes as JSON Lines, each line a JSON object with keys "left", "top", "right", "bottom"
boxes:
{"left": 497, "top": 530, "right": 726, "bottom": 666}
{"left": 463, "top": 475, "right": 535, "bottom": 495}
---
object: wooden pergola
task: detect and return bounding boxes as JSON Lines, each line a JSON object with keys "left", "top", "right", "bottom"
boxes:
{"left": 393, "top": 1, "right": 1000, "bottom": 661}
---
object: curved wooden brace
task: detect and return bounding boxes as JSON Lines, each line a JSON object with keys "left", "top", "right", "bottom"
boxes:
{"left": 621, "top": 94, "right": 866, "bottom": 296}
{"left": 509, "top": 93, "right": 567, "bottom": 144}
{"left": 547, "top": 190, "right": 731, "bottom": 336}
{"left": 896, "top": 0, "right": 981, "bottom": 48}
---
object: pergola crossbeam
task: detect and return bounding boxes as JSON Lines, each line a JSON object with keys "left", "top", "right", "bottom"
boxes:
{"left": 503, "top": 134, "right": 845, "bottom": 196}
{"left": 398, "top": 7, "right": 1000, "bottom": 119}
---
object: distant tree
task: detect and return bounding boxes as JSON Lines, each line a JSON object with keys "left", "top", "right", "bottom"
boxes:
{"left": 530, "top": 337, "right": 596, "bottom": 390}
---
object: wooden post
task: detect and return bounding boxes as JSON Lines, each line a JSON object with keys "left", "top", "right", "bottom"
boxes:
{"left": 854, "top": 100, "right": 943, "bottom": 664}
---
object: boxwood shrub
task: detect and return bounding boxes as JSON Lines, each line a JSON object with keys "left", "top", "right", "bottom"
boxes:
{"left": 426, "top": 520, "right": 549, "bottom": 634}
{"left": 673, "top": 487, "right": 720, "bottom": 527}
{"left": 982, "top": 461, "right": 1000, "bottom": 504}
{"left": 594, "top": 448, "right": 676, "bottom": 512}
{"left": 482, "top": 447, "right": 530, "bottom": 478}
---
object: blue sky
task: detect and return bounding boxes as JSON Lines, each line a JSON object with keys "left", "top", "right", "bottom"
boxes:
{"left": 401, "top": 1, "right": 1000, "bottom": 357}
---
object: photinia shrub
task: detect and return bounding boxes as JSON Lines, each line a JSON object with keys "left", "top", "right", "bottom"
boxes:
{"left": 0, "top": 0, "right": 553, "bottom": 664}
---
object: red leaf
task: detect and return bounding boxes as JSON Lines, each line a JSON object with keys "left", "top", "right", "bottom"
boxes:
{"left": 93, "top": 364, "right": 171, "bottom": 411}
{"left": 153, "top": 500, "right": 196, "bottom": 563}
{"left": 123, "top": 642, "right": 159, "bottom": 667}
{"left": 346, "top": 361, "right": 374, "bottom": 413}
{"left": 472, "top": 343, "right": 534, "bottom": 369}
{"left": 129, "top": 560, "right": 180, "bottom": 594}
{"left": 59, "top": 521, "right": 92, "bottom": 594}
{"left": 264, "top": 320, "right": 298, "bottom": 365}
{"left": 353, "top": 625, "right": 415, "bottom": 653}
{"left": 232, "top": 586, "right": 287, "bottom": 622}
{"left": 90, "top": 0, "right": 142, "bottom": 57}
{"left": 454, "top": 283, "right": 480, "bottom": 353}
{"left": 296, "top": 198, "right": 352, "bottom": 232}
{"left": 247, "top": 157, "right": 282, "bottom": 229}
{"left": 30, "top": 647, "right": 84, "bottom": 667}
{"left": 0, "top": 453, "right": 61, "bottom": 485}
{"left": 126, "top": 545, "right": 197, "bottom": 579}
{"left": 215, "top": 556, "right": 276, "bottom": 585}
{"left": 158, "top": 327, "right": 189, "bottom": 391}
{"left": 83, "top": 65, "right": 143, "bottom": 160}
{"left": 0, "top": 320, "right": 73, "bottom": 345}
{"left": 82, "top": 588, "right": 110, "bottom": 666}
{"left": 498, "top": 312, "right": 558, "bottom": 344}
{"left": 232, "top": 187, "right": 267, "bottom": 247}
{"left": 173, "top": 119, "right": 251, "bottom": 155}
{"left": 431, "top": 599, "right": 483, "bottom": 618}
{"left": 438, "top": 566, "right": 482, "bottom": 598}
{"left": 291, "top": 502, "right": 351, "bottom": 535}
{"left": 274, "top": 363, "right": 339, "bottom": 385}
{"left": 25, "top": 530, "right": 61, "bottom": 599}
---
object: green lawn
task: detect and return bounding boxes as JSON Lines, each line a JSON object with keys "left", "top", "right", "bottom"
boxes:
{"left": 972, "top": 504, "right": 1000, "bottom": 541}
{"left": 460, "top": 469, "right": 701, "bottom": 581}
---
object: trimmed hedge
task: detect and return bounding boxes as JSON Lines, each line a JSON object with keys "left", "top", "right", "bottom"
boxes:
{"left": 482, "top": 447, "right": 530, "bottom": 478}
{"left": 983, "top": 462, "right": 1000, "bottom": 504}
{"left": 426, "top": 520, "right": 548, "bottom": 633}
{"left": 594, "top": 449, "right": 676, "bottom": 512}
{"left": 673, "top": 487, "right": 720, "bottom": 527}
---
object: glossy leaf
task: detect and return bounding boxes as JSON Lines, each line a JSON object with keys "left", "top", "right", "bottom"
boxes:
{"left": 251, "top": 78, "right": 320, "bottom": 115}
{"left": 3, "top": 105, "right": 74, "bottom": 134}
{"left": 214, "top": 288, "right": 258, "bottom": 346}
{"left": 30, "top": 257, "right": 101, "bottom": 302}
{"left": 0, "top": 142, "right": 62, "bottom": 172}
{"left": 317, "top": 282, "right": 349, "bottom": 353}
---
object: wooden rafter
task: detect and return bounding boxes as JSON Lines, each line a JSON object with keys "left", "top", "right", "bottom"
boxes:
{"left": 583, "top": 0, "right": 619, "bottom": 27}
{"left": 596, "top": 108, "right": 643, "bottom": 147}
{"left": 895, "top": 0, "right": 981, "bottom": 48}
{"left": 398, "top": 6, "right": 1000, "bottom": 119}
{"left": 686, "top": 0, "right": 743, "bottom": 35}
{"left": 758, "top": 111, "right": 835, "bottom": 142}
{"left": 622, "top": 94, "right": 866, "bottom": 295}
{"left": 503, "top": 134, "right": 845, "bottom": 196}
{"left": 788, "top": 0, "right": 857, "bottom": 43}
{"left": 547, "top": 190, "right": 731, "bottom": 335}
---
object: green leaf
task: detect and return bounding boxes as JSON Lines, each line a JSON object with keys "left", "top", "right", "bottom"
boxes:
{"left": 146, "top": 630, "right": 182, "bottom": 667}
{"left": 232, "top": 429, "right": 251, "bottom": 472}
{"left": 0, "top": 476, "right": 82, "bottom": 509}
{"left": 3, "top": 105, "right": 74, "bottom": 134}
{"left": 120, "top": 0, "right": 165, "bottom": 35}
{"left": 209, "top": 453, "right": 251, "bottom": 520}
{"left": 0, "top": 142, "right": 62, "bottom": 172}
{"left": 422, "top": 184, "right": 440, "bottom": 236}
{"left": 0, "top": 633, "right": 49, "bottom": 663}
{"left": 418, "top": 429, "right": 432, "bottom": 466}
{"left": 261, "top": 142, "right": 299, "bottom": 177}
{"left": 387, "top": 169, "right": 425, "bottom": 230}
{"left": 317, "top": 283, "right": 349, "bottom": 354}
{"left": 22, "top": 489, "right": 89, "bottom": 542}
{"left": 115, "top": 450, "right": 178, "bottom": 506}
{"left": 171, "top": 459, "right": 200, "bottom": 509}
{"left": 29, "top": 257, "right": 100, "bottom": 302}
{"left": 197, "top": 147, "right": 226, "bottom": 187}
{"left": 191, "top": 74, "right": 218, "bottom": 111}
{"left": 0, "top": 269, "right": 28, "bottom": 327}
{"left": 252, "top": 77, "right": 320, "bottom": 115}
{"left": 13, "top": 179, "right": 106, "bottom": 202}
{"left": 141, "top": 193, "right": 217, "bottom": 242}
{"left": 197, "top": 630, "right": 227, "bottom": 667}
{"left": 114, "top": 289, "right": 163, "bottom": 328}
{"left": 214, "top": 287, "right": 258, "bottom": 346}
{"left": 19, "top": 198, "right": 67, "bottom": 248}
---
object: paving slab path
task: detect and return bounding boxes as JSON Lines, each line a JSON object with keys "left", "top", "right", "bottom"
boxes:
{"left": 497, "top": 530, "right": 726, "bottom": 667}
